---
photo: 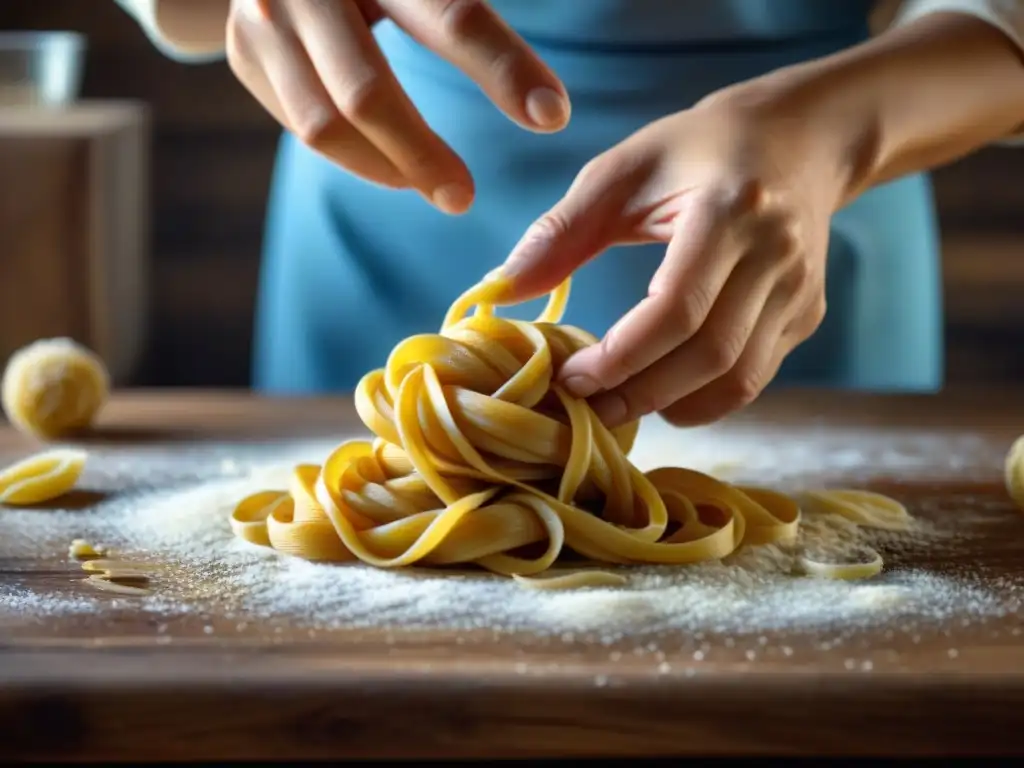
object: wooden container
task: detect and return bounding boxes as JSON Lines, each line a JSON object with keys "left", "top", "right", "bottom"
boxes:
{"left": 0, "top": 100, "right": 149, "bottom": 385}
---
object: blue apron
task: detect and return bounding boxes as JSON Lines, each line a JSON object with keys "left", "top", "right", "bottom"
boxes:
{"left": 252, "top": 0, "right": 943, "bottom": 395}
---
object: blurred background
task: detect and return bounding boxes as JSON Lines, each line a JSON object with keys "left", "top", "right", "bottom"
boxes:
{"left": 1, "top": 0, "right": 1022, "bottom": 390}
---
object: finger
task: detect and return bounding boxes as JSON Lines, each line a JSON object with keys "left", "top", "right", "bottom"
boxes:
{"left": 381, "top": 0, "right": 571, "bottom": 132}
{"left": 289, "top": 0, "right": 475, "bottom": 212}
{"left": 497, "top": 151, "right": 652, "bottom": 303}
{"left": 228, "top": 7, "right": 408, "bottom": 189}
{"left": 659, "top": 234, "right": 825, "bottom": 427}
{"left": 586, "top": 247, "right": 781, "bottom": 428}
{"left": 658, "top": 298, "right": 798, "bottom": 428}
{"left": 555, "top": 192, "right": 740, "bottom": 400}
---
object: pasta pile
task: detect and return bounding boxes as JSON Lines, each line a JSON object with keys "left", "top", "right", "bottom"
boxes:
{"left": 231, "top": 275, "right": 912, "bottom": 587}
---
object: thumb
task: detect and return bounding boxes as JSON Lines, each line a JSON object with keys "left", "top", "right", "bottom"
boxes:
{"left": 493, "top": 156, "right": 639, "bottom": 304}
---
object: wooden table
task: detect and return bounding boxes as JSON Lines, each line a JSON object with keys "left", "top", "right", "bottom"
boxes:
{"left": 2, "top": 389, "right": 1024, "bottom": 760}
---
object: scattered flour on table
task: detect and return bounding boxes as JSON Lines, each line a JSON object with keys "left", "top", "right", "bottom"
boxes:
{"left": 1, "top": 419, "right": 1021, "bottom": 641}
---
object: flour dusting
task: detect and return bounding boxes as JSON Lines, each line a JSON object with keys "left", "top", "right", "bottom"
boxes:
{"left": 1, "top": 418, "right": 1021, "bottom": 645}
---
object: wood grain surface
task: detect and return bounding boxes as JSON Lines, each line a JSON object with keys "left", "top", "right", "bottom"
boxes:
{"left": 2, "top": 389, "right": 1024, "bottom": 760}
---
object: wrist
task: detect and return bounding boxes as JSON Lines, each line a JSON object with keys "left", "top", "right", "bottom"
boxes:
{"left": 696, "top": 68, "right": 872, "bottom": 213}
{"left": 712, "top": 11, "right": 1024, "bottom": 206}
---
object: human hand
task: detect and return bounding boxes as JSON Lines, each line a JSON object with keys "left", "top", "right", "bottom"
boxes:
{"left": 493, "top": 85, "right": 852, "bottom": 428}
{"left": 226, "top": 0, "right": 570, "bottom": 213}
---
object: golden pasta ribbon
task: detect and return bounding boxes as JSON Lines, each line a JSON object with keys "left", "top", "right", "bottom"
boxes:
{"left": 230, "top": 276, "right": 911, "bottom": 585}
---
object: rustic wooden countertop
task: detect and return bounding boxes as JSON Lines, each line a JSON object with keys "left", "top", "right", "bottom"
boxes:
{"left": 2, "top": 388, "right": 1024, "bottom": 759}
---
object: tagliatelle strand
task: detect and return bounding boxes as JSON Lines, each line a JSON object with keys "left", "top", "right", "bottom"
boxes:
{"left": 230, "top": 275, "right": 912, "bottom": 586}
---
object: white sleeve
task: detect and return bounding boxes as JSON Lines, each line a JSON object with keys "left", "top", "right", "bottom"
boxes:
{"left": 893, "top": 0, "right": 1024, "bottom": 145}
{"left": 114, "top": 0, "right": 225, "bottom": 63}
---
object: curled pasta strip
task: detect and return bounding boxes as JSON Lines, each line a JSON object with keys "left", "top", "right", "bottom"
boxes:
{"left": 231, "top": 276, "right": 911, "bottom": 585}
{"left": 84, "top": 574, "right": 150, "bottom": 596}
{"left": 80, "top": 556, "right": 159, "bottom": 597}
{"left": 792, "top": 489, "right": 911, "bottom": 580}
{"left": 1005, "top": 435, "right": 1024, "bottom": 513}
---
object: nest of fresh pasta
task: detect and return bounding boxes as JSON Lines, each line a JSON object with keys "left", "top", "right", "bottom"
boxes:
{"left": 231, "top": 275, "right": 911, "bottom": 588}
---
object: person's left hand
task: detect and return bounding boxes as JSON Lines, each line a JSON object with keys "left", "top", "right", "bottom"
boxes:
{"left": 491, "top": 84, "right": 854, "bottom": 428}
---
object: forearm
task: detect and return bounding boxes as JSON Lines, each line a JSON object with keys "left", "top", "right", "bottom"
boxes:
{"left": 732, "top": 11, "right": 1024, "bottom": 205}
{"left": 116, "top": 0, "right": 229, "bottom": 59}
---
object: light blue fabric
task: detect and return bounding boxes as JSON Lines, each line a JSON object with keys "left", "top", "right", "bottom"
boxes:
{"left": 487, "top": 0, "right": 874, "bottom": 45}
{"left": 252, "top": 1, "right": 943, "bottom": 395}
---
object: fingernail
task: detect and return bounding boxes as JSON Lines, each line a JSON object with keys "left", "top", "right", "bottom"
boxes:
{"left": 432, "top": 183, "right": 472, "bottom": 214}
{"left": 525, "top": 87, "right": 570, "bottom": 130}
{"left": 561, "top": 374, "right": 601, "bottom": 400}
{"left": 590, "top": 392, "right": 629, "bottom": 427}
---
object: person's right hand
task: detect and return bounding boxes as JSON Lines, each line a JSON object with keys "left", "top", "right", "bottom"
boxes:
{"left": 226, "top": 0, "right": 571, "bottom": 214}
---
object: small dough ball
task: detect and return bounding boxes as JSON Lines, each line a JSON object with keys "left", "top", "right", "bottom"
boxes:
{"left": 1, "top": 338, "right": 110, "bottom": 440}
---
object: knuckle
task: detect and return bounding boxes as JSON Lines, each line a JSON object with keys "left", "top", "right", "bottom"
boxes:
{"left": 799, "top": 295, "right": 827, "bottom": 337}
{"left": 618, "top": 387, "right": 664, "bottom": 422}
{"left": 769, "top": 228, "right": 813, "bottom": 292}
{"left": 530, "top": 210, "right": 573, "bottom": 244}
{"left": 290, "top": 104, "right": 335, "bottom": 146}
{"left": 661, "top": 400, "right": 719, "bottom": 428}
{"left": 570, "top": 153, "right": 617, "bottom": 192}
{"left": 436, "top": 0, "right": 488, "bottom": 42}
{"left": 698, "top": 330, "right": 745, "bottom": 375}
{"left": 659, "top": 406, "right": 689, "bottom": 428}
{"left": 717, "top": 176, "right": 767, "bottom": 217}
{"left": 810, "top": 295, "right": 827, "bottom": 327}
{"left": 772, "top": 216, "right": 803, "bottom": 256}
{"left": 592, "top": 327, "right": 641, "bottom": 388}
{"left": 780, "top": 253, "right": 812, "bottom": 291}
{"left": 721, "top": 367, "right": 764, "bottom": 408}
{"left": 660, "top": 398, "right": 718, "bottom": 428}
{"left": 667, "top": 289, "right": 712, "bottom": 341}
{"left": 335, "top": 74, "right": 387, "bottom": 121}
{"left": 487, "top": 48, "right": 520, "bottom": 86}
